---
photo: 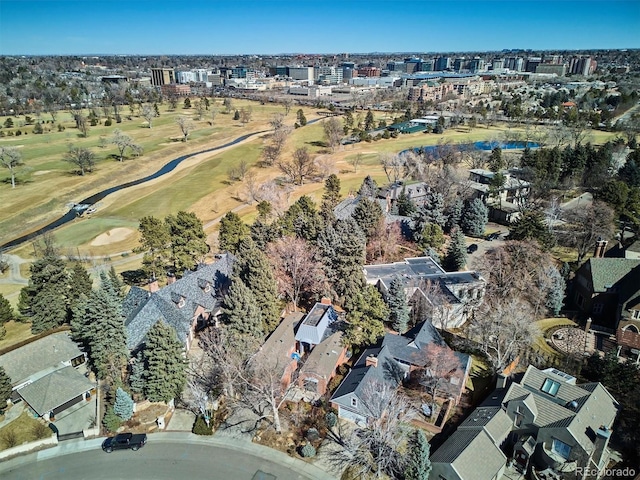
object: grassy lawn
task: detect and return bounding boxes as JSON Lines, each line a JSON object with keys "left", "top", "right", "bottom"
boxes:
{"left": 0, "top": 284, "right": 22, "bottom": 306}
{"left": 533, "top": 317, "right": 577, "bottom": 357}
{"left": 0, "top": 321, "right": 34, "bottom": 351}
{"left": 0, "top": 411, "right": 51, "bottom": 451}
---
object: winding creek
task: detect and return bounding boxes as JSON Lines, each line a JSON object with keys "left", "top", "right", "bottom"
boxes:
{"left": 0, "top": 130, "right": 266, "bottom": 251}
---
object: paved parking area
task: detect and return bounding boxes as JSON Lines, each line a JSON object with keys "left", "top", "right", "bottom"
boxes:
{"left": 166, "top": 408, "right": 195, "bottom": 431}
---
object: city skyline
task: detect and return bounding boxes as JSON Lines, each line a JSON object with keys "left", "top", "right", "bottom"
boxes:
{"left": 0, "top": 0, "right": 639, "bottom": 56}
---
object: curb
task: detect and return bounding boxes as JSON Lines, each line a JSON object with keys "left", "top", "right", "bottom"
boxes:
{"left": 0, "top": 432, "right": 338, "bottom": 480}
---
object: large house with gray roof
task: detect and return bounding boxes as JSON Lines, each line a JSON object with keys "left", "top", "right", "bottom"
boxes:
{"left": 122, "top": 253, "right": 234, "bottom": 352}
{"left": 430, "top": 366, "right": 619, "bottom": 480}
{"left": 364, "top": 256, "right": 485, "bottom": 329}
{"left": 0, "top": 332, "right": 94, "bottom": 421}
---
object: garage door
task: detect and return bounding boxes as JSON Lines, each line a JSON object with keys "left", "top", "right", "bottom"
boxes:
{"left": 338, "top": 406, "right": 366, "bottom": 425}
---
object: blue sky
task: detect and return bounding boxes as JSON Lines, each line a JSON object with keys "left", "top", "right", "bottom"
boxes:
{"left": 0, "top": 0, "right": 638, "bottom": 55}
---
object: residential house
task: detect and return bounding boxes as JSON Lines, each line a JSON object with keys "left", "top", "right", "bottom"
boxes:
{"left": 572, "top": 256, "right": 640, "bottom": 361}
{"left": 330, "top": 345, "right": 401, "bottom": 425}
{"left": 430, "top": 406, "right": 511, "bottom": 480}
{"left": 252, "top": 312, "right": 304, "bottom": 392}
{"left": 122, "top": 253, "right": 234, "bottom": 352}
{"left": 466, "top": 168, "right": 531, "bottom": 223}
{"left": 381, "top": 320, "right": 471, "bottom": 405}
{"left": 0, "top": 332, "right": 94, "bottom": 421}
{"left": 294, "top": 301, "right": 349, "bottom": 397}
{"left": 431, "top": 366, "right": 619, "bottom": 480}
{"left": 364, "top": 256, "right": 485, "bottom": 329}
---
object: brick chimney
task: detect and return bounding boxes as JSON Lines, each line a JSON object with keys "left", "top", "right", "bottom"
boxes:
{"left": 148, "top": 279, "right": 159, "bottom": 293}
{"left": 594, "top": 238, "right": 608, "bottom": 258}
{"left": 365, "top": 354, "right": 378, "bottom": 368}
{"left": 167, "top": 273, "right": 176, "bottom": 285}
{"left": 320, "top": 297, "right": 332, "bottom": 305}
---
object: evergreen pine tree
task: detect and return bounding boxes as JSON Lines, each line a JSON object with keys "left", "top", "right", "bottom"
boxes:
{"left": 108, "top": 266, "right": 125, "bottom": 298}
{"left": 235, "top": 239, "right": 281, "bottom": 333}
{"left": 460, "top": 198, "right": 488, "bottom": 237}
{"left": 113, "top": 387, "right": 134, "bottom": 421}
{"left": 279, "top": 196, "right": 323, "bottom": 241}
{"left": 221, "top": 276, "right": 264, "bottom": 341}
{"left": 136, "top": 215, "right": 171, "bottom": 280}
{"left": 321, "top": 174, "right": 341, "bottom": 221}
{"left": 445, "top": 197, "right": 464, "bottom": 233}
{"left": 443, "top": 229, "right": 467, "bottom": 272}
{"left": 129, "top": 352, "right": 145, "bottom": 395}
{"left": 71, "top": 288, "right": 128, "bottom": 379}
{"left": 488, "top": 146, "right": 504, "bottom": 172}
{"left": 218, "top": 211, "right": 249, "bottom": 254}
{"left": 193, "top": 415, "right": 213, "bottom": 435}
{"left": 396, "top": 186, "right": 416, "bottom": 216}
{"left": 357, "top": 175, "right": 378, "bottom": 197}
{"left": 413, "top": 191, "right": 447, "bottom": 244}
{"left": 405, "top": 429, "right": 432, "bottom": 480}
{"left": 166, "top": 211, "right": 209, "bottom": 274}
{"left": 544, "top": 266, "right": 566, "bottom": 316}
{"left": 317, "top": 219, "right": 366, "bottom": 303}
{"left": 388, "top": 276, "right": 409, "bottom": 334}
{"left": 344, "top": 284, "right": 388, "bottom": 348}
{"left": 0, "top": 293, "right": 15, "bottom": 324}
{"left": 418, "top": 223, "right": 445, "bottom": 250}
{"left": 19, "top": 255, "right": 70, "bottom": 334}
{"left": 0, "top": 366, "right": 12, "bottom": 406}
{"left": 508, "top": 209, "right": 554, "bottom": 248}
{"left": 352, "top": 197, "right": 383, "bottom": 241}
{"left": 68, "top": 262, "right": 92, "bottom": 307}
{"left": 143, "top": 321, "right": 187, "bottom": 403}
{"left": 250, "top": 218, "right": 280, "bottom": 250}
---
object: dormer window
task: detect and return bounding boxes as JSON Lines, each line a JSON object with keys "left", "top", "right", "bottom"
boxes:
{"left": 178, "top": 298, "right": 186, "bottom": 308}
{"left": 541, "top": 378, "right": 560, "bottom": 396}
{"left": 204, "top": 283, "right": 211, "bottom": 293}
{"left": 351, "top": 397, "right": 358, "bottom": 408}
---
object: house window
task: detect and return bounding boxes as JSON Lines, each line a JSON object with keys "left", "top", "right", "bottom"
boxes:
{"left": 631, "top": 310, "right": 640, "bottom": 320}
{"left": 204, "top": 283, "right": 211, "bottom": 293}
{"left": 178, "top": 298, "right": 186, "bottom": 308}
{"left": 541, "top": 378, "right": 560, "bottom": 396}
{"left": 552, "top": 438, "right": 572, "bottom": 459}
{"left": 592, "top": 303, "right": 604, "bottom": 315}
{"left": 351, "top": 398, "right": 358, "bottom": 408}
{"left": 514, "top": 406, "right": 524, "bottom": 427}
{"left": 576, "top": 293, "right": 584, "bottom": 308}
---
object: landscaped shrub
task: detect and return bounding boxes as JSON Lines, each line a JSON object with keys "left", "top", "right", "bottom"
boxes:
{"left": 104, "top": 118, "right": 112, "bottom": 126}
{"left": 113, "top": 387, "right": 134, "bottom": 421}
{"left": 32, "top": 421, "right": 52, "bottom": 439}
{"left": 192, "top": 415, "right": 213, "bottom": 435}
{"left": 300, "top": 443, "right": 316, "bottom": 458}
{"left": 325, "top": 411, "right": 337, "bottom": 429}
{"left": 103, "top": 406, "right": 123, "bottom": 433}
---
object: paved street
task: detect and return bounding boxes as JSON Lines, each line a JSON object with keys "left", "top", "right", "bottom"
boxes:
{"left": 0, "top": 433, "right": 336, "bottom": 480}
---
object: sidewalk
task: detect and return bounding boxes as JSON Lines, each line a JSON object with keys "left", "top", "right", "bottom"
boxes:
{"left": 0, "top": 402, "right": 25, "bottom": 429}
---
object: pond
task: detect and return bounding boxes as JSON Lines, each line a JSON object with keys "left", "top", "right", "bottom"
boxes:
{"left": 400, "top": 140, "right": 540, "bottom": 156}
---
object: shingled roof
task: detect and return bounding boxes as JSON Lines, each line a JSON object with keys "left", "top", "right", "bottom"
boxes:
{"left": 0, "top": 332, "right": 84, "bottom": 386}
{"left": 123, "top": 253, "right": 234, "bottom": 350}
{"left": 430, "top": 428, "right": 507, "bottom": 480}
{"left": 585, "top": 258, "right": 640, "bottom": 293}
{"left": 17, "top": 366, "right": 94, "bottom": 416}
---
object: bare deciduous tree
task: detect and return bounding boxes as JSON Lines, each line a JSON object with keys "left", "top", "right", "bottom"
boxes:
{"left": 466, "top": 297, "right": 538, "bottom": 373}
{"left": 141, "top": 105, "right": 156, "bottom": 128}
{"left": 416, "top": 342, "right": 465, "bottom": 409}
{"left": 266, "top": 237, "right": 327, "bottom": 310}
{"left": 323, "top": 117, "right": 343, "bottom": 152}
{"left": 199, "top": 328, "right": 294, "bottom": 434}
{"left": 240, "top": 107, "right": 252, "bottom": 125}
{"left": 110, "top": 129, "right": 142, "bottom": 162}
{"left": 558, "top": 200, "right": 615, "bottom": 263}
{"left": 327, "top": 381, "right": 415, "bottom": 480}
{"left": 349, "top": 153, "right": 363, "bottom": 173}
{"left": 0, "top": 146, "right": 23, "bottom": 188}
{"left": 277, "top": 147, "right": 316, "bottom": 185}
{"left": 64, "top": 145, "right": 95, "bottom": 176}
{"left": 176, "top": 116, "right": 195, "bottom": 142}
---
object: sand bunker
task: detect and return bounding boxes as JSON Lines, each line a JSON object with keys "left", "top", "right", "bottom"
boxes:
{"left": 90, "top": 227, "right": 135, "bottom": 246}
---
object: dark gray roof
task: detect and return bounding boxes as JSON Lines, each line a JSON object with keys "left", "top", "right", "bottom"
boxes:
{"left": 123, "top": 254, "right": 234, "bottom": 350}
{"left": 254, "top": 312, "right": 303, "bottom": 365}
{"left": 330, "top": 345, "right": 401, "bottom": 418}
{"left": 17, "top": 366, "right": 95, "bottom": 416}
{"left": 458, "top": 406, "right": 512, "bottom": 444}
{"left": 0, "top": 332, "right": 84, "bottom": 386}
{"left": 430, "top": 428, "right": 507, "bottom": 480}
{"left": 381, "top": 320, "right": 447, "bottom": 365}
